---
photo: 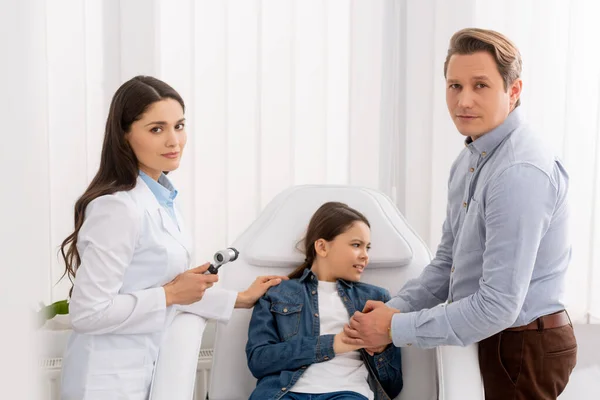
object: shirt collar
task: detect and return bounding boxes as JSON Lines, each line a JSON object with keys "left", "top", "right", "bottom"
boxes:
{"left": 139, "top": 170, "right": 178, "bottom": 207}
{"left": 298, "top": 267, "right": 354, "bottom": 288}
{"left": 464, "top": 107, "right": 524, "bottom": 157}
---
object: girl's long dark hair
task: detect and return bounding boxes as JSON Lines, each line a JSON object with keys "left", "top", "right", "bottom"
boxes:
{"left": 288, "top": 202, "right": 370, "bottom": 279}
{"left": 59, "top": 76, "right": 185, "bottom": 294}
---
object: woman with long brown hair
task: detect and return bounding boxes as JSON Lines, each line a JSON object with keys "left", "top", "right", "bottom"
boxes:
{"left": 59, "top": 76, "right": 284, "bottom": 400}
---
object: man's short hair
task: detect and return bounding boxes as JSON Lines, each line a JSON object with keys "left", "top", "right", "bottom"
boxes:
{"left": 444, "top": 28, "right": 523, "bottom": 107}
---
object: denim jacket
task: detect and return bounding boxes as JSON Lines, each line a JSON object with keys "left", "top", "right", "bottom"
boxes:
{"left": 246, "top": 268, "right": 403, "bottom": 400}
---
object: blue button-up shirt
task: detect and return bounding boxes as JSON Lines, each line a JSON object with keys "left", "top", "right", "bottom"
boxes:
{"left": 139, "top": 170, "right": 179, "bottom": 228}
{"left": 388, "top": 108, "right": 571, "bottom": 348}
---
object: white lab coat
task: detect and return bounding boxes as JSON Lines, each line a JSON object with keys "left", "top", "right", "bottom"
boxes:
{"left": 60, "top": 176, "right": 237, "bottom": 400}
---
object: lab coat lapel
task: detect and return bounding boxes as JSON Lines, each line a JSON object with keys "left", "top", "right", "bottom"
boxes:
{"left": 135, "top": 176, "right": 193, "bottom": 261}
{"left": 158, "top": 207, "right": 193, "bottom": 260}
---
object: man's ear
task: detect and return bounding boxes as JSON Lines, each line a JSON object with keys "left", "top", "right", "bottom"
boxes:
{"left": 509, "top": 78, "right": 523, "bottom": 109}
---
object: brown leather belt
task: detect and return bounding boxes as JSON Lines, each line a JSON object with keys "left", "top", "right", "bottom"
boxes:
{"left": 505, "top": 310, "right": 571, "bottom": 332}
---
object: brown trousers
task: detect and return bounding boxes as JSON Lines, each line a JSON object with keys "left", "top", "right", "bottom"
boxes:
{"left": 479, "top": 322, "right": 577, "bottom": 399}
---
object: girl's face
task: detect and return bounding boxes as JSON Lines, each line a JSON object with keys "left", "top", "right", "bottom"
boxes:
{"left": 314, "top": 221, "right": 371, "bottom": 282}
{"left": 126, "top": 98, "right": 186, "bottom": 180}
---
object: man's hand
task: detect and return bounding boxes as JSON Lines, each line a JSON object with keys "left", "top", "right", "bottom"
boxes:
{"left": 362, "top": 300, "right": 386, "bottom": 313}
{"left": 364, "top": 345, "right": 388, "bottom": 356}
{"left": 359, "top": 300, "right": 392, "bottom": 354}
{"left": 342, "top": 302, "right": 400, "bottom": 349}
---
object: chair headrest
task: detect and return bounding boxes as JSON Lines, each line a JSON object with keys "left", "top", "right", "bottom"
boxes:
{"left": 242, "top": 185, "right": 414, "bottom": 269}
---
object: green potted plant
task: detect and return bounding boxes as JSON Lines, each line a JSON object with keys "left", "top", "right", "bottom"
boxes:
{"left": 36, "top": 299, "right": 69, "bottom": 329}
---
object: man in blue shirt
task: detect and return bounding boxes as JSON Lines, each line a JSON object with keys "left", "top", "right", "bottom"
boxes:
{"left": 343, "top": 28, "right": 577, "bottom": 399}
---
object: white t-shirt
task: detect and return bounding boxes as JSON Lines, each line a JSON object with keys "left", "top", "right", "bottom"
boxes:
{"left": 291, "top": 281, "right": 374, "bottom": 399}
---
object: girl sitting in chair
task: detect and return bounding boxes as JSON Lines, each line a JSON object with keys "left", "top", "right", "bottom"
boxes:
{"left": 246, "top": 202, "right": 403, "bottom": 400}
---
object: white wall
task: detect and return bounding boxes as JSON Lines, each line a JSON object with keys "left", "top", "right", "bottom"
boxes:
{"left": 0, "top": 1, "right": 47, "bottom": 398}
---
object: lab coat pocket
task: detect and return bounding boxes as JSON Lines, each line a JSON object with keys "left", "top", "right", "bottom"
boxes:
{"left": 86, "top": 348, "right": 151, "bottom": 392}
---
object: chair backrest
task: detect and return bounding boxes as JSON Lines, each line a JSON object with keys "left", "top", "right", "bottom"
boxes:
{"left": 436, "top": 345, "right": 484, "bottom": 400}
{"left": 209, "top": 185, "right": 438, "bottom": 400}
{"left": 149, "top": 312, "right": 206, "bottom": 400}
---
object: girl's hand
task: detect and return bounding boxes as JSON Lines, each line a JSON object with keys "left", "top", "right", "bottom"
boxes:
{"left": 334, "top": 331, "right": 363, "bottom": 354}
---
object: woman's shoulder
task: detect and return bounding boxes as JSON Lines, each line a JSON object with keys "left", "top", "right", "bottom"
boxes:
{"left": 88, "top": 189, "right": 136, "bottom": 207}
{"left": 87, "top": 177, "right": 155, "bottom": 212}
{"left": 78, "top": 191, "right": 144, "bottom": 242}
{"left": 86, "top": 190, "right": 141, "bottom": 220}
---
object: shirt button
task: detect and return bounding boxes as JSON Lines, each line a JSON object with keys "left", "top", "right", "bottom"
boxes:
{"left": 283, "top": 308, "right": 288, "bottom": 313}
{"left": 378, "top": 357, "right": 383, "bottom": 362}
{"left": 324, "top": 356, "right": 329, "bottom": 360}
{"left": 314, "top": 313, "right": 319, "bottom": 317}
{"left": 481, "top": 151, "right": 487, "bottom": 157}
{"left": 281, "top": 387, "right": 287, "bottom": 391}
{"left": 469, "top": 167, "right": 474, "bottom": 172}
{"left": 463, "top": 202, "right": 467, "bottom": 208}
{"left": 407, "top": 343, "right": 412, "bottom": 347}
{"left": 451, "top": 266, "right": 455, "bottom": 273}
{"left": 311, "top": 291, "right": 316, "bottom": 295}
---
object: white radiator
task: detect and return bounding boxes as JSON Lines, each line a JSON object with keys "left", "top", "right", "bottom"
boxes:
{"left": 39, "top": 357, "right": 62, "bottom": 400}
{"left": 39, "top": 349, "right": 214, "bottom": 400}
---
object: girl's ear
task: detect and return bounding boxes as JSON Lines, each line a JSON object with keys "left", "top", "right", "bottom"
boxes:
{"left": 314, "top": 239, "right": 328, "bottom": 258}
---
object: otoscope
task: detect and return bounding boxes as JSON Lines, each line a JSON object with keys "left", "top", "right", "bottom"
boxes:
{"left": 205, "top": 247, "right": 240, "bottom": 274}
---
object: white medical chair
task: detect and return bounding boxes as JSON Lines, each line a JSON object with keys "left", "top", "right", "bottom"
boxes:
{"left": 437, "top": 344, "right": 484, "bottom": 399}
{"left": 208, "top": 185, "right": 438, "bottom": 400}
